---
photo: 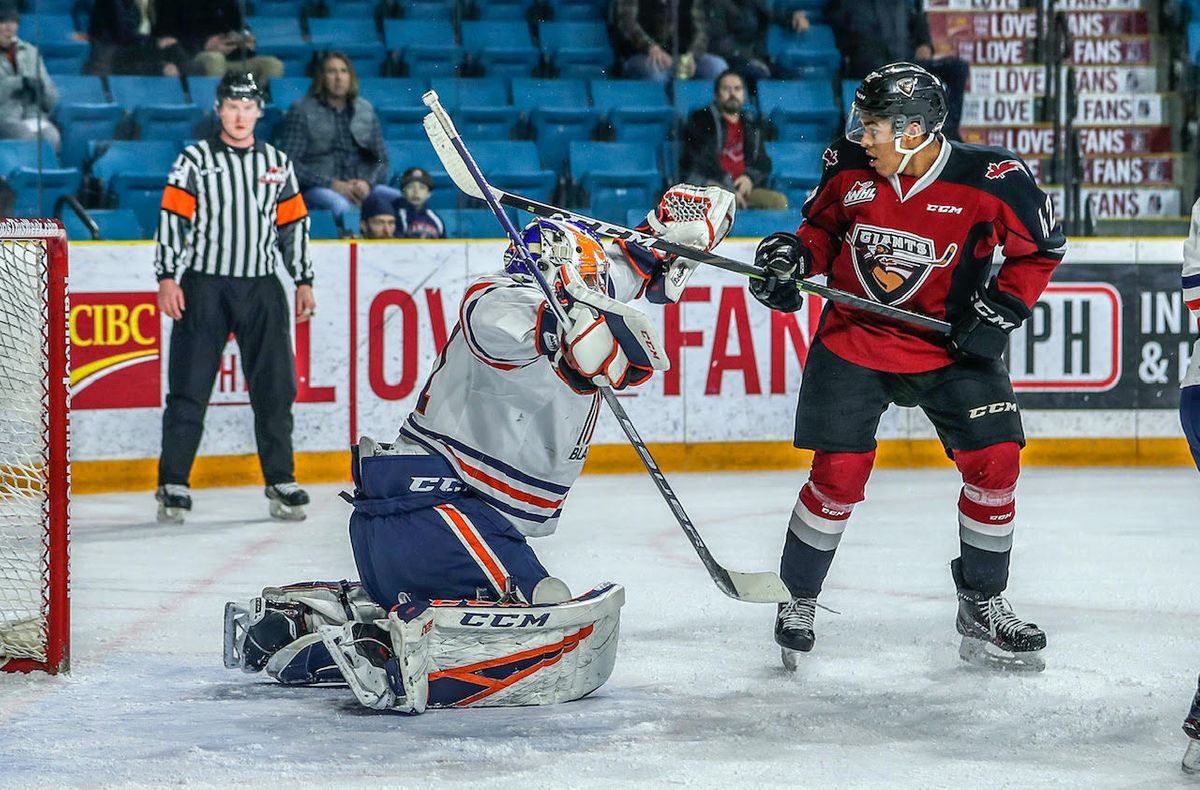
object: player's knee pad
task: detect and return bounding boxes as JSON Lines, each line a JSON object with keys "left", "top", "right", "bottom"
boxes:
{"left": 791, "top": 450, "right": 875, "bottom": 552}
{"left": 954, "top": 443, "right": 1020, "bottom": 554}
{"left": 808, "top": 449, "right": 875, "bottom": 505}
{"left": 953, "top": 442, "right": 1020, "bottom": 499}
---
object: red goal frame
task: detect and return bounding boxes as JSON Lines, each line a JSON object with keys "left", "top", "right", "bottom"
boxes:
{"left": 0, "top": 219, "right": 70, "bottom": 674}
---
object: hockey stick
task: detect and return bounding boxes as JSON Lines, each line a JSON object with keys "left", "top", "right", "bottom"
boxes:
{"left": 422, "top": 91, "right": 791, "bottom": 605}
{"left": 421, "top": 124, "right": 951, "bottom": 335}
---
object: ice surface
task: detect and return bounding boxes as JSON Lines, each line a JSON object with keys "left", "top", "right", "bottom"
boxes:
{"left": 2, "top": 466, "right": 1199, "bottom": 788}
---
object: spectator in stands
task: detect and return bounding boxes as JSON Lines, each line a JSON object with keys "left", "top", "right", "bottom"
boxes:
{"left": 823, "top": 0, "right": 968, "bottom": 140}
{"left": 0, "top": 1, "right": 61, "bottom": 151}
{"left": 155, "top": 0, "right": 285, "bottom": 86}
{"left": 85, "top": 0, "right": 190, "bottom": 76}
{"left": 613, "top": 0, "right": 728, "bottom": 84}
{"left": 680, "top": 69, "right": 786, "bottom": 210}
{"left": 705, "top": 0, "right": 810, "bottom": 84}
{"left": 396, "top": 167, "right": 444, "bottom": 239}
{"left": 359, "top": 190, "right": 397, "bottom": 240}
{"left": 277, "top": 51, "right": 400, "bottom": 223}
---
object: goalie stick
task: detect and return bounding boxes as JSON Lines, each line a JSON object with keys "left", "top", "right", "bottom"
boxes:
{"left": 421, "top": 120, "right": 951, "bottom": 335}
{"left": 422, "top": 91, "right": 790, "bottom": 605}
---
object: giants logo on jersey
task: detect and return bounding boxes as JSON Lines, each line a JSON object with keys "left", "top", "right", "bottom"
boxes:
{"left": 843, "top": 180, "right": 877, "bottom": 207}
{"left": 849, "top": 224, "right": 959, "bottom": 305}
{"left": 985, "top": 160, "right": 1025, "bottom": 180}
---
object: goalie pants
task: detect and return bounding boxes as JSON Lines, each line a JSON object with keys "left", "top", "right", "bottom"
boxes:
{"left": 348, "top": 453, "right": 550, "bottom": 608}
{"left": 782, "top": 339, "right": 1026, "bottom": 599}
{"left": 158, "top": 270, "right": 297, "bottom": 487}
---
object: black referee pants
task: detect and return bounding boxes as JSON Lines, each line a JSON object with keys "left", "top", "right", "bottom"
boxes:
{"left": 158, "top": 271, "right": 298, "bottom": 488}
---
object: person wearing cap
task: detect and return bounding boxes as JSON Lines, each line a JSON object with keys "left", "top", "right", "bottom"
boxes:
{"left": 152, "top": 72, "right": 315, "bottom": 525}
{"left": 276, "top": 51, "right": 401, "bottom": 224}
{"left": 358, "top": 190, "right": 397, "bottom": 240}
{"left": 396, "top": 167, "right": 444, "bottom": 240}
{"left": 0, "top": 0, "right": 60, "bottom": 150}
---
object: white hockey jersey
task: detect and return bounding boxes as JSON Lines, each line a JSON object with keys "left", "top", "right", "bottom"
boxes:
{"left": 397, "top": 251, "right": 647, "bottom": 537}
{"left": 1184, "top": 198, "right": 1200, "bottom": 387}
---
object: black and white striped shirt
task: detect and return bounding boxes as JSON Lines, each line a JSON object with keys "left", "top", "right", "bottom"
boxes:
{"left": 155, "top": 137, "right": 313, "bottom": 284}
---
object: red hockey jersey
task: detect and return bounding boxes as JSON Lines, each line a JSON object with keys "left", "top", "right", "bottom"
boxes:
{"left": 796, "top": 137, "right": 1066, "bottom": 373}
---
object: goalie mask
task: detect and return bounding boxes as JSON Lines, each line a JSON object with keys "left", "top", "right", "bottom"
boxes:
{"left": 504, "top": 217, "right": 609, "bottom": 291}
{"left": 846, "top": 62, "right": 947, "bottom": 174}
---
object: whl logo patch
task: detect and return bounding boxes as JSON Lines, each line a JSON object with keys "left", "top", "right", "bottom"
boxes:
{"left": 849, "top": 224, "right": 959, "bottom": 305}
{"left": 985, "top": 160, "right": 1025, "bottom": 180}
{"left": 843, "top": 180, "right": 877, "bottom": 207}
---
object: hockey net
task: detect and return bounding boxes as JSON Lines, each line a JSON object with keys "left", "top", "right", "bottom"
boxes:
{"left": 0, "top": 219, "right": 69, "bottom": 674}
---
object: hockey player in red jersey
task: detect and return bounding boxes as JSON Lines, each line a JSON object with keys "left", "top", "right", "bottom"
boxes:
{"left": 749, "top": 62, "right": 1066, "bottom": 672}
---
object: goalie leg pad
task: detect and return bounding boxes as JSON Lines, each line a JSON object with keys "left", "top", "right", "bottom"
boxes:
{"left": 264, "top": 632, "right": 343, "bottom": 685}
{"left": 320, "top": 602, "right": 435, "bottom": 714}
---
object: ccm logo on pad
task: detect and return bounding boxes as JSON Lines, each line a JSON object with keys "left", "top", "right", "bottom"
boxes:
{"left": 460, "top": 612, "right": 552, "bottom": 628}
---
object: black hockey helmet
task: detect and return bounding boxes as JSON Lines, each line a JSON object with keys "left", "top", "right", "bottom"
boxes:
{"left": 215, "top": 72, "right": 264, "bottom": 109}
{"left": 846, "top": 62, "right": 947, "bottom": 143}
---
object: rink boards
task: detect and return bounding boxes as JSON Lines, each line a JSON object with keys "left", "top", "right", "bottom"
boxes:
{"left": 65, "top": 238, "right": 1196, "bottom": 492}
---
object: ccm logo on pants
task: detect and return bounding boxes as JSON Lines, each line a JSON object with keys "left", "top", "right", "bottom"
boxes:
{"left": 968, "top": 401, "right": 1018, "bottom": 419}
{"left": 410, "top": 476, "right": 466, "bottom": 493}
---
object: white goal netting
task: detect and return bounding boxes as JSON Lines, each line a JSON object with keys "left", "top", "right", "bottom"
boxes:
{"left": 0, "top": 236, "right": 58, "bottom": 668}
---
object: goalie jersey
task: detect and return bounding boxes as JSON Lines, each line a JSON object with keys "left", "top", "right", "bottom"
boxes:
{"left": 397, "top": 247, "right": 648, "bottom": 538}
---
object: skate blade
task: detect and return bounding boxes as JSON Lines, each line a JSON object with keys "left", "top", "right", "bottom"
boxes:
{"left": 781, "top": 647, "right": 801, "bottom": 672}
{"left": 269, "top": 501, "right": 307, "bottom": 521}
{"left": 156, "top": 505, "right": 185, "bottom": 525}
{"left": 1182, "top": 739, "right": 1200, "bottom": 774}
{"left": 958, "top": 635, "right": 1045, "bottom": 673}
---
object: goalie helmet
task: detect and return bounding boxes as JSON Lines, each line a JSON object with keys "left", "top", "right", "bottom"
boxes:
{"left": 504, "top": 217, "right": 608, "bottom": 291}
{"left": 845, "top": 62, "right": 947, "bottom": 144}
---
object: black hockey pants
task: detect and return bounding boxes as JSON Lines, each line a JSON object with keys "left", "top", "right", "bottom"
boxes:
{"left": 158, "top": 271, "right": 297, "bottom": 487}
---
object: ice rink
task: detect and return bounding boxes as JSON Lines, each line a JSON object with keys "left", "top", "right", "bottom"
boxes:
{"left": 2, "top": 465, "right": 1199, "bottom": 788}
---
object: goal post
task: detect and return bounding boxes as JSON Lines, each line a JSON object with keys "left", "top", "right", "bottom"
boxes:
{"left": 0, "top": 218, "right": 70, "bottom": 675}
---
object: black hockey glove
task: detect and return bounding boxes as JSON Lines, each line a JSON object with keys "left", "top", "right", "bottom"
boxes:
{"left": 749, "top": 232, "right": 809, "bottom": 313}
{"left": 948, "top": 279, "right": 1032, "bottom": 362}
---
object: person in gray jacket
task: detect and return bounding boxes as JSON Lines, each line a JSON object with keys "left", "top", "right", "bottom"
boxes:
{"left": 0, "top": 1, "right": 60, "bottom": 151}
{"left": 276, "top": 51, "right": 399, "bottom": 221}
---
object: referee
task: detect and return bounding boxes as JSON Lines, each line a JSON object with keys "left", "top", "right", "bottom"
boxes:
{"left": 153, "top": 72, "right": 315, "bottom": 524}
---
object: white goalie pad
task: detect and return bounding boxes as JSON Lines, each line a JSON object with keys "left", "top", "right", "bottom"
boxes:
{"left": 1184, "top": 338, "right": 1200, "bottom": 388}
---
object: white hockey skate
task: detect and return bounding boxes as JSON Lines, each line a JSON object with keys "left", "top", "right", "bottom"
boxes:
{"left": 155, "top": 484, "right": 192, "bottom": 524}
{"left": 265, "top": 482, "right": 309, "bottom": 521}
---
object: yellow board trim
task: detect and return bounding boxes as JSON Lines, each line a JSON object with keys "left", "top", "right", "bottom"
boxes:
{"left": 70, "top": 439, "right": 1195, "bottom": 495}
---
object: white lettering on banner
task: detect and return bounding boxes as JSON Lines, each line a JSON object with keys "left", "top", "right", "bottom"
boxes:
{"left": 967, "top": 66, "right": 1155, "bottom": 95}
{"left": 1043, "top": 186, "right": 1181, "bottom": 219}
{"left": 1008, "top": 283, "right": 1122, "bottom": 392}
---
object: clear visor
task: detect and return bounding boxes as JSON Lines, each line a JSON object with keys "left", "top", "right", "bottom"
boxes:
{"left": 844, "top": 105, "right": 928, "bottom": 146}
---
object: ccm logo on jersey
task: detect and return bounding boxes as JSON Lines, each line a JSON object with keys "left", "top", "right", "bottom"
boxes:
{"left": 409, "top": 476, "right": 466, "bottom": 493}
{"left": 968, "top": 401, "right": 1018, "bottom": 419}
{"left": 926, "top": 204, "right": 963, "bottom": 214}
{"left": 843, "top": 180, "right": 877, "bottom": 207}
{"left": 460, "top": 612, "right": 551, "bottom": 628}
{"left": 985, "top": 160, "right": 1025, "bottom": 180}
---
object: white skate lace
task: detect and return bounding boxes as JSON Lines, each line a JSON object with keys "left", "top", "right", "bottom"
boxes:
{"left": 160, "top": 484, "right": 190, "bottom": 497}
{"left": 985, "top": 596, "right": 1031, "bottom": 637}
{"left": 270, "top": 482, "right": 304, "bottom": 496}
{"left": 779, "top": 598, "right": 817, "bottom": 632}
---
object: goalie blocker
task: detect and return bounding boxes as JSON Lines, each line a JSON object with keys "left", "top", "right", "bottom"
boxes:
{"left": 224, "top": 580, "right": 624, "bottom": 714}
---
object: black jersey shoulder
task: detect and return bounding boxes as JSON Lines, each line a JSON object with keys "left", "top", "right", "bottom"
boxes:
{"left": 939, "top": 141, "right": 1039, "bottom": 196}
{"left": 818, "top": 136, "right": 873, "bottom": 178}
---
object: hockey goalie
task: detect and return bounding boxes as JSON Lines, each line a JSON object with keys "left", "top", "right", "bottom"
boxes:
{"left": 223, "top": 185, "right": 735, "bottom": 713}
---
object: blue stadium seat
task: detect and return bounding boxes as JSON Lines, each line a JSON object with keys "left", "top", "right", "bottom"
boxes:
{"left": 440, "top": 207, "right": 514, "bottom": 238}
{"left": 469, "top": 0, "right": 536, "bottom": 20}
{"left": 61, "top": 208, "right": 144, "bottom": 241}
{"left": 360, "top": 77, "right": 429, "bottom": 139}
{"left": 51, "top": 76, "right": 124, "bottom": 168}
{"left": 26, "top": 14, "right": 88, "bottom": 74}
{"left": 841, "top": 78, "right": 857, "bottom": 116}
{"left": 765, "top": 141, "right": 824, "bottom": 206}
{"left": 108, "top": 76, "right": 204, "bottom": 140}
{"left": 548, "top": 0, "right": 609, "bottom": 21}
{"left": 267, "top": 76, "right": 311, "bottom": 111}
{"left": 383, "top": 19, "right": 462, "bottom": 79}
{"left": 397, "top": 0, "right": 456, "bottom": 20}
{"left": 0, "top": 140, "right": 80, "bottom": 217}
{"left": 672, "top": 79, "right": 719, "bottom": 120}
{"left": 308, "top": 18, "right": 386, "bottom": 77}
{"left": 248, "top": 0, "right": 304, "bottom": 16}
{"left": 767, "top": 25, "right": 839, "bottom": 77}
{"left": 341, "top": 207, "right": 361, "bottom": 235}
{"left": 89, "top": 141, "right": 180, "bottom": 235}
{"left": 385, "top": 139, "right": 456, "bottom": 209}
{"left": 250, "top": 17, "right": 315, "bottom": 77}
{"left": 569, "top": 141, "right": 660, "bottom": 221}
{"left": 308, "top": 209, "right": 341, "bottom": 239}
{"left": 461, "top": 21, "right": 539, "bottom": 78}
{"left": 512, "top": 77, "right": 593, "bottom": 171}
{"left": 539, "top": 21, "right": 613, "bottom": 78}
{"left": 429, "top": 76, "right": 513, "bottom": 139}
{"left": 757, "top": 79, "right": 838, "bottom": 138}
{"left": 1189, "top": 22, "right": 1200, "bottom": 61}
{"left": 466, "top": 140, "right": 555, "bottom": 202}
{"left": 730, "top": 209, "right": 800, "bottom": 239}
{"left": 591, "top": 79, "right": 670, "bottom": 141}
{"left": 323, "top": 0, "right": 378, "bottom": 17}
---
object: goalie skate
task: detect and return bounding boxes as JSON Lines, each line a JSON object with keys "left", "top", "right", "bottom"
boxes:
{"left": 952, "top": 559, "right": 1046, "bottom": 672}
{"left": 1183, "top": 719, "right": 1200, "bottom": 774}
{"left": 265, "top": 483, "right": 309, "bottom": 521}
{"left": 155, "top": 484, "right": 192, "bottom": 524}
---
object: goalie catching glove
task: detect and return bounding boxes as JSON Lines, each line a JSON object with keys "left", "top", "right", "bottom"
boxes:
{"left": 620, "top": 184, "right": 736, "bottom": 303}
{"left": 539, "top": 262, "right": 670, "bottom": 394}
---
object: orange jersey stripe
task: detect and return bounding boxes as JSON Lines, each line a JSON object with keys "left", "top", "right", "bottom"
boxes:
{"left": 434, "top": 504, "right": 508, "bottom": 592}
{"left": 276, "top": 193, "right": 308, "bottom": 226}
{"left": 448, "top": 450, "right": 564, "bottom": 510}
{"left": 161, "top": 185, "right": 196, "bottom": 219}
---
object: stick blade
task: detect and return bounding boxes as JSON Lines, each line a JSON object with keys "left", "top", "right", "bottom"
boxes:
{"left": 422, "top": 112, "right": 485, "bottom": 200}
{"left": 717, "top": 569, "right": 792, "bottom": 604}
